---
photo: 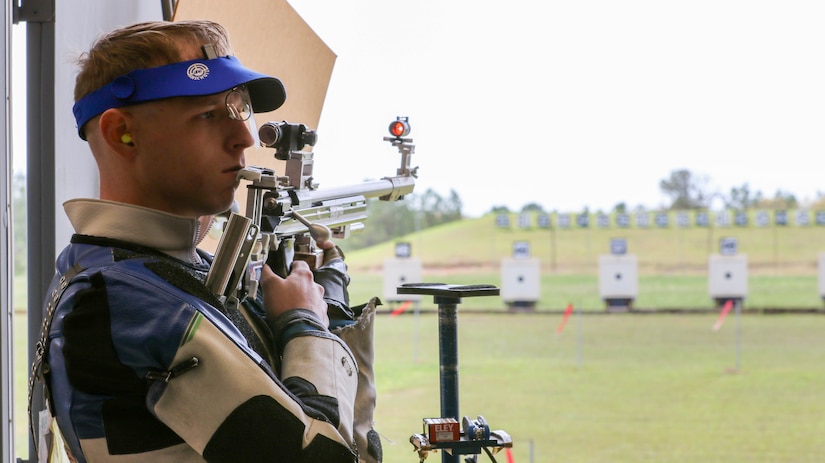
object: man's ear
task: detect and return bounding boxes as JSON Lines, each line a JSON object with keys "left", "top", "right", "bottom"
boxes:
{"left": 98, "top": 108, "right": 135, "bottom": 156}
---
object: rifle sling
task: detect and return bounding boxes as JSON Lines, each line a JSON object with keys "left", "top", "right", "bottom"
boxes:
{"left": 27, "top": 262, "right": 85, "bottom": 456}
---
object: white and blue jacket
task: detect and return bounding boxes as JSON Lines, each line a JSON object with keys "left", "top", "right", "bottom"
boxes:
{"left": 42, "top": 199, "right": 358, "bottom": 462}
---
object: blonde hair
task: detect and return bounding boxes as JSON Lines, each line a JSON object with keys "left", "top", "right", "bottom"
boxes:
{"left": 74, "top": 20, "right": 234, "bottom": 102}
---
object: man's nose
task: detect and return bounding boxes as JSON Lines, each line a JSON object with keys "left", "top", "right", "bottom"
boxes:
{"left": 229, "top": 117, "right": 257, "bottom": 150}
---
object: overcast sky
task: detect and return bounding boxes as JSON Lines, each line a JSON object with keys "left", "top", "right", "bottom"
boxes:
{"left": 287, "top": 0, "right": 825, "bottom": 217}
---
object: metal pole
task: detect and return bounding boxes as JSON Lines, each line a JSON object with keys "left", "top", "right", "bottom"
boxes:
{"left": 576, "top": 303, "right": 583, "bottom": 368}
{"left": 435, "top": 296, "right": 459, "bottom": 463}
{"left": 160, "top": 0, "right": 176, "bottom": 21}
{"left": 21, "top": 5, "right": 56, "bottom": 461}
{"left": 1, "top": 2, "right": 13, "bottom": 460}
{"left": 396, "top": 284, "right": 500, "bottom": 463}
{"left": 735, "top": 299, "right": 742, "bottom": 371}
{"left": 551, "top": 223, "right": 556, "bottom": 272}
{"left": 435, "top": 296, "right": 460, "bottom": 423}
{"left": 413, "top": 301, "right": 420, "bottom": 363}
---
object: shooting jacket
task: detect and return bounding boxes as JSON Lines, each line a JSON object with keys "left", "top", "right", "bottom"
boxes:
{"left": 42, "top": 198, "right": 358, "bottom": 462}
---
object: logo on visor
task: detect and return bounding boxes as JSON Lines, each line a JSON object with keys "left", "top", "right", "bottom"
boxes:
{"left": 187, "top": 63, "right": 210, "bottom": 81}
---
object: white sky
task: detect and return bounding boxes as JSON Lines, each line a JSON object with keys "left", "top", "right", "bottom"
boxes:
{"left": 288, "top": 0, "right": 825, "bottom": 217}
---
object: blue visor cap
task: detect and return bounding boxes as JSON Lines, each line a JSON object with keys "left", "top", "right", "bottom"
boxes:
{"left": 72, "top": 55, "right": 286, "bottom": 139}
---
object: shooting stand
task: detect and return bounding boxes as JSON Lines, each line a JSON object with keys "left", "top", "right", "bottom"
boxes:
{"left": 397, "top": 283, "right": 513, "bottom": 463}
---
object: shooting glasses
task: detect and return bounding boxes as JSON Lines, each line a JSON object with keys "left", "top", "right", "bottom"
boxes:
{"left": 72, "top": 55, "right": 286, "bottom": 140}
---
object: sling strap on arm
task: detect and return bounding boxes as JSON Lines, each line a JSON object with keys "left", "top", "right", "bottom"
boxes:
{"left": 27, "top": 263, "right": 85, "bottom": 457}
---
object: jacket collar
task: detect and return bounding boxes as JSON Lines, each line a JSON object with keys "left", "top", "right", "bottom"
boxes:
{"left": 64, "top": 198, "right": 205, "bottom": 264}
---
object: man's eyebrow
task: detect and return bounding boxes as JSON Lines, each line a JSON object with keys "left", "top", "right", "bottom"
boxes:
{"left": 176, "top": 93, "right": 223, "bottom": 107}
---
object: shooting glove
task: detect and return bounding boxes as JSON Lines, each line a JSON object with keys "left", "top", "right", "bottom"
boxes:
{"left": 314, "top": 248, "right": 353, "bottom": 322}
{"left": 332, "top": 298, "right": 383, "bottom": 463}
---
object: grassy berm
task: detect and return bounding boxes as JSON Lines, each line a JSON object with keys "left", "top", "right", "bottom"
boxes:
{"left": 341, "top": 213, "right": 825, "bottom": 311}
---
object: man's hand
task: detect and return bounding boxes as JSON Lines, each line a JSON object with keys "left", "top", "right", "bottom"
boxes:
{"left": 260, "top": 261, "right": 329, "bottom": 327}
{"left": 319, "top": 239, "right": 344, "bottom": 264}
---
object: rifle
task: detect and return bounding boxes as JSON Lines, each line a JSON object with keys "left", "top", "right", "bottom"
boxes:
{"left": 206, "top": 117, "right": 417, "bottom": 303}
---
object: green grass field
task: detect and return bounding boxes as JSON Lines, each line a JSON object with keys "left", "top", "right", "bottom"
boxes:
{"left": 371, "top": 312, "right": 825, "bottom": 463}
{"left": 347, "top": 272, "right": 825, "bottom": 312}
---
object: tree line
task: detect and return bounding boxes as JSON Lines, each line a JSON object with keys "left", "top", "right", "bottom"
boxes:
{"left": 340, "top": 188, "right": 463, "bottom": 251}
{"left": 656, "top": 169, "right": 813, "bottom": 211}
{"left": 493, "top": 169, "right": 825, "bottom": 214}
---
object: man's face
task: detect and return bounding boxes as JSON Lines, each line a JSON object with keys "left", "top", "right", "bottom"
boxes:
{"left": 124, "top": 89, "right": 255, "bottom": 218}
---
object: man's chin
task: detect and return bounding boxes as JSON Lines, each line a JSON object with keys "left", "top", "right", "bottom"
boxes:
{"left": 219, "top": 196, "right": 239, "bottom": 216}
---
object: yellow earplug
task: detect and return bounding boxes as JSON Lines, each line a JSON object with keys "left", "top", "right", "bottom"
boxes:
{"left": 121, "top": 133, "right": 133, "bottom": 144}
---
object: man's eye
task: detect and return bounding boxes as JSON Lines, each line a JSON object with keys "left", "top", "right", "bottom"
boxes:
{"left": 199, "top": 110, "right": 217, "bottom": 119}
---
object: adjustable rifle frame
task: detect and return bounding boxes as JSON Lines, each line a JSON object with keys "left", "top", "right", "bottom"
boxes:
{"left": 206, "top": 118, "right": 417, "bottom": 303}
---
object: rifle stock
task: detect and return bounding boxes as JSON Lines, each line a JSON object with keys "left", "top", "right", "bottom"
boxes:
{"left": 204, "top": 214, "right": 261, "bottom": 300}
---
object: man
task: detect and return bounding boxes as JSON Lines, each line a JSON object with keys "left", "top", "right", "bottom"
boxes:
{"left": 34, "top": 20, "right": 379, "bottom": 462}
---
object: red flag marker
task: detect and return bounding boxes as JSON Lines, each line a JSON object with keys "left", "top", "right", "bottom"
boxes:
{"left": 506, "top": 447, "right": 515, "bottom": 463}
{"left": 712, "top": 299, "right": 734, "bottom": 331}
{"left": 556, "top": 303, "right": 574, "bottom": 334}
{"left": 390, "top": 300, "right": 413, "bottom": 317}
